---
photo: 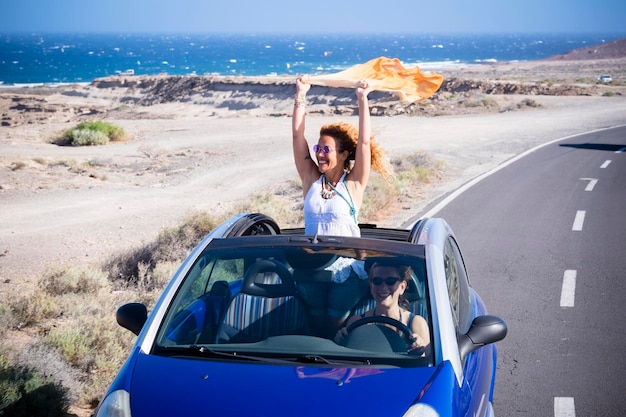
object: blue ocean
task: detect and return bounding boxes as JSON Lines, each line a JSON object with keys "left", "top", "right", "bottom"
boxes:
{"left": 1, "top": 32, "right": 624, "bottom": 85}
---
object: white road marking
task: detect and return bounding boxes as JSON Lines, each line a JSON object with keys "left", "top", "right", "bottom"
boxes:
{"left": 560, "top": 270, "right": 577, "bottom": 307}
{"left": 616, "top": 147, "right": 626, "bottom": 154}
{"left": 600, "top": 160, "right": 611, "bottom": 168}
{"left": 572, "top": 211, "right": 585, "bottom": 231}
{"left": 554, "top": 397, "right": 575, "bottom": 417}
{"left": 579, "top": 178, "right": 598, "bottom": 191}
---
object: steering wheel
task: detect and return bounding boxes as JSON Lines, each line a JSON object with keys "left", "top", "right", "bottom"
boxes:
{"left": 345, "top": 316, "right": 416, "bottom": 349}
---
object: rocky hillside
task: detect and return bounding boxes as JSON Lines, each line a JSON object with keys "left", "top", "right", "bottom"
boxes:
{"left": 545, "top": 38, "right": 626, "bottom": 61}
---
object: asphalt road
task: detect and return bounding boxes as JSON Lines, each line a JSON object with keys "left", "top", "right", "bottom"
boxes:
{"left": 425, "top": 126, "right": 626, "bottom": 416}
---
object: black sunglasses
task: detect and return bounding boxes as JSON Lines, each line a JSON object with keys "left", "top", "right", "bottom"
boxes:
{"left": 371, "top": 276, "right": 401, "bottom": 286}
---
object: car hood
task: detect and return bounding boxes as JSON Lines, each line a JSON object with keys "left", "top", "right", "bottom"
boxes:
{"left": 127, "top": 352, "right": 449, "bottom": 416}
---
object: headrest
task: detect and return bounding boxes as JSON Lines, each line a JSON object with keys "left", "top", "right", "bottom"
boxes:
{"left": 241, "top": 259, "right": 296, "bottom": 297}
{"left": 208, "top": 280, "right": 231, "bottom": 298}
{"left": 286, "top": 252, "right": 338, "bottom": 271}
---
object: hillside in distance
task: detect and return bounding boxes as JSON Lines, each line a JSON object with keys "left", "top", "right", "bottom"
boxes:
{"left": 545, "top": 37, "right": 626, "bottom": 60}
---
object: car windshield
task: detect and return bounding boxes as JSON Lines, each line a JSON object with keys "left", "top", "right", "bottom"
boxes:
{"left": 154, "top": 239, "right": 431, "bottom": 367}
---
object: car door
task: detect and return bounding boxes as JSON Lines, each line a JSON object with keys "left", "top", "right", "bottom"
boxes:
{"left": 444, "top": 236, "right": 496, "bottom": 416}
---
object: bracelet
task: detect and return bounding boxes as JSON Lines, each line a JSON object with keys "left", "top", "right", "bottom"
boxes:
{"left": 294, "top": 96, "right": 306, "bottom": 108}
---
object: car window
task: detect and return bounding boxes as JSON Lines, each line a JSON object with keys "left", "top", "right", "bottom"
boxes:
{"left": 175, "top": 255, "right": 244, "bottom": 313}
{"left": 444, "top": 238, "right": 472, "bottom": 335}
{"left": 444, "top": 239, "right": 460, "bottom": 327}
{"left": 153, "top": 244, "right": 431, "bottom": 367}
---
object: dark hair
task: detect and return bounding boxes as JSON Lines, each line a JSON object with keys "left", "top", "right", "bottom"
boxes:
{"left": 368, "top": 261, "right": 413, "bottom": 309}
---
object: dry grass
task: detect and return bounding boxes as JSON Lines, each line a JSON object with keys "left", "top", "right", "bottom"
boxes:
{"left": 1, "top": 266, "right": 143, "bottom": 407}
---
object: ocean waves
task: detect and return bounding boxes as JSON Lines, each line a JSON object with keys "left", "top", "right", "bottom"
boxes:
{"left": 1, "top": 32, "right": 624, "bottom": 84}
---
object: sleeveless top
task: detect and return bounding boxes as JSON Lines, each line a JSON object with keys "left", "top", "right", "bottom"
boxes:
{"left": 361, "top": 311, "right": 416, "bottom": 327}
{"left": 304, "top": 173, "right": 360, "bottom": 237}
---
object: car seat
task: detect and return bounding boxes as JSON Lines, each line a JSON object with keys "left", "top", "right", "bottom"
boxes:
{"left": 194, "top": 280, "right": 232, "bottom": 343}
{"left": 216, "top": 259, "right": 310, "bottom": 343}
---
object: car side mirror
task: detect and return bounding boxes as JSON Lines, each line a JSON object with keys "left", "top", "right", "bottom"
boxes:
{"left": 116, "top": 302, "right": 148, "bottom": 336}
{"left": 458, "top": 315, "right": 507, "bottom": 360}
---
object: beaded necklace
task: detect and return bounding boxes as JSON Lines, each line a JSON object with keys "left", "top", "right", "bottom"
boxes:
{"left": 322, "top": 173, "right": 357, "bottom": 224}
{"left": 320, "top": 175, "right": 337, "bottom": 199}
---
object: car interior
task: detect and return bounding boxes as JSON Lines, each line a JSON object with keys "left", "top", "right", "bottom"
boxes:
{"left": 158, "top": 245, "right": 430, "bottom": 361}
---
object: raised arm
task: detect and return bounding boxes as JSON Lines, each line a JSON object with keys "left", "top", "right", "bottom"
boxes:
{"left": 292, "top": 75, "right": 320, "bottom": 196}
{"left": 346, "top": 80, "right": 373, "bottom": 198}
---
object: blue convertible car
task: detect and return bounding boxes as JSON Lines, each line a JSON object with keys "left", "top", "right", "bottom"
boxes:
{"left": 96, "top": 213, "right": 507, "bottom": 417}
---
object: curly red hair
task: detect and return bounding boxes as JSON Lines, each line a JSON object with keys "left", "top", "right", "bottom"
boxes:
{"left": 319, "top": 122, "right": 391, "bottom": 181}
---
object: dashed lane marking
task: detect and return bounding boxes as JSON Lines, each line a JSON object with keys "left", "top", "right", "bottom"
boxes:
{"left": 560, "top": 270, "right": 577, "bottom": 308}
{"left": 554, "top": 397, "right": 575, "bottom": 417}
{"left": 572, "top": 210, "right": 585, "bottom": 231}
{"left": 600, "top": 160, "right": 611, "bottom": 168}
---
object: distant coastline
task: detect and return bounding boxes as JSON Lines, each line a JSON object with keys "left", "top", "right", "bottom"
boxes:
{"left": 1, "top": 32, "right": 625, "bottom": 85}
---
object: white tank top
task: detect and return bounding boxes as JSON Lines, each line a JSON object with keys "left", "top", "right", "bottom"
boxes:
{"left": 304, "top": 173, "right": 360, "bottom": 237}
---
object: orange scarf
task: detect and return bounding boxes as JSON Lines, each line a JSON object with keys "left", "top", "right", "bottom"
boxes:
{"left": 310, "top": 56, "right": 443, "bottom": 103}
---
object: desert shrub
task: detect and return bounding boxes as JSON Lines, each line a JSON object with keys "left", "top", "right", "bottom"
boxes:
{"left": 74, "top": 120, "right": 126, "bottom": 141}
{"left": 0, "top": 351, "right": 70, "bottom": 417}
{"left": 1, "top": 264, "right": 138, "bottom": 406}
{"left": 358, "top": 174, "right": 396, "bottom": 222}
{"left": 0, "top": 303, "right": 10, "bottom": 337}
{"left": 144, "top": 261, "right": 180, "bottom": 293}
{"left": 57, "top": 120, "right": 127, "bottom": 146}
{"left": 69, "top": 129, "right": 109, "bottom": 146}
{"left": 602, "top": 91, "right": 616, "bottom": 97}
{"left": 39, "top": 266, "right": 110, "bottom": 296}
{"left": 359, "top": 152, "right": 442, "bottom": 222}
{"left": 391, "top": 152, "right": 441, "bottom": 187}
{"left": 518, "top": 98, "right": 541, "bottom": 108}
{"left": 106, "top": 242, "right": 158, "bottom": 285}
{"left": 8, "top": 292, "right": 63, "bottom": 328}
{"left": 43, "top": 294, "right": 136, "bottom": 405}
{"left": 153, "top": 212, "right": 223, "bottom": 263}
{"left": 460, "top": 97, "right": 499, "bottom": 108}
{"left": 133, "top": 260, "right": 178, "bottom": 292}
{"left": 106, "top": 211, "right": 224, "bottom": 285}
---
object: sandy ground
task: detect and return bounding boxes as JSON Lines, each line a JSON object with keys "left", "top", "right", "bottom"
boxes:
{"left": 2, "top": 97, "right": 625, "bottom": 290}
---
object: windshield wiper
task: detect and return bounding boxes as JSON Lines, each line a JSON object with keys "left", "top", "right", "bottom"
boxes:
{"left": 157, "top": 345, "right": 271, "bottom": 363}
{"left": 189, "top": 345, "right": 277, "bottom": 363}
{"left": 160, "top": 345, "right": 371, "bottom": 366}
{"left": 295, "top": 355, "right": 370, "bottom": 366}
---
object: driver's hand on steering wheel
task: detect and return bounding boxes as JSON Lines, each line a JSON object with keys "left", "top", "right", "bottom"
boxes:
{"left": 408, "top": 333, "right": 429, "bottom": 356}
{"left": 334, "top": 327, "right": 348, "bottom": 344}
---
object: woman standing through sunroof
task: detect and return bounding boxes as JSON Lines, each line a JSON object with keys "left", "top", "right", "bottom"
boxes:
{"left": 292, "top": 74, "right": 390, "bottom": 237}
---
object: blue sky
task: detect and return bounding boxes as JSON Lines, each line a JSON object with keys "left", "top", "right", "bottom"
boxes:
{"left": 2, "top": 0, "right": 625, "bottom": 34}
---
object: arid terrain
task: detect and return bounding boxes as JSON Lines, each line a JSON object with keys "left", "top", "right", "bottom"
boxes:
{"left": 2, "top": 56, "right": 625, "bottom": 281}
{"left": 1, "top": 44, "right": 625, "bottom": 415}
